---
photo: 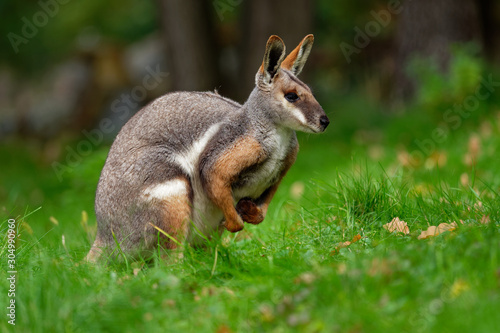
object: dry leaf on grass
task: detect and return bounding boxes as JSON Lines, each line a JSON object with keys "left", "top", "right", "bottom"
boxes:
{"left": 418, "top": 222, "right": 458, "bottom": 240}
{"left": 216, "top": 325, "right": 233, "bottom": 333}
{"left": 330, "top": 234, "right": 362, "bottom": 255}
{"left": 21, "top": 222, "right": 33, "bottom": 235}
{"left": 383, "top": 217, "right": 409, "bottom": 235}
{"left": 351, "top": 234, "right": 362, "bottom": 242}
{"left": 424, "top": 151, "right": 448, "bottom": 170}
{"left": 368, "top": 258, "right": 393, "bottom": 277}
{"left": 290, "top": 181, "right": 305, "bottom": 199}
{"left": 460, "top": 173, "right": 469, "bottom": 187}
{"left": 49, "top": 216, "right": 59, "bottom": 225}
{"left": 480, "top": 215, "right": 491, "bottom": 224}
{"left": 450, "top": 279, "right": 470, "bottom": 299}
{"left": 294, "top": 272, "right": 316, "bottom": 285}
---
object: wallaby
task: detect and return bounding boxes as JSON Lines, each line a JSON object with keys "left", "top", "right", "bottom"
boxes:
{"left": 86, "top": 34, "right": 329, "bottom": 262}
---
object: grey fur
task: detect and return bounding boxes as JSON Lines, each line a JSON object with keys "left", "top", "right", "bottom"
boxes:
{"left": 88, "top": 35, "right": 329, "bottom": 261}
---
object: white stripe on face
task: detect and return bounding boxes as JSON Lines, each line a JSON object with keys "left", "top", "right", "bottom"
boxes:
{"left": 281, "top": 96, "right": 308, "bottom": 128}
{"left": 289, "top": 105, "right": 307, "bottom": 126}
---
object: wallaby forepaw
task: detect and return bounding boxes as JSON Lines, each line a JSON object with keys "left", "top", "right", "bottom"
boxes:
{"left": 236, "top": 198, "right": 265, "bottom": 225}
{"left": 223, "top": 216, "right": 244, "bottom": 233}
{"left": 224, "top": 221, "right": 244, "bottom": 233}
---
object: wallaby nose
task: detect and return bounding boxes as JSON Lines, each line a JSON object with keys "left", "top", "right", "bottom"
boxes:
{"left": 319, "top": 115, "right": 330, "bottom": 130}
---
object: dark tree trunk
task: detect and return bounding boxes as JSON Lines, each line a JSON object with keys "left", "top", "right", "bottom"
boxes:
{"left": 238, "top": 0, "right": 313, "bottom": 99}
{"left": 394, "top": 0, "right": 482, "bottom": 99}
{"left": 157, "top": 0, "right": 218, "bottom": 91}
{"left": 156, "top": 0, "right": 314, "bottom": 99}
{"left": 477, "top": 0, "right": 500, "bottom": 62}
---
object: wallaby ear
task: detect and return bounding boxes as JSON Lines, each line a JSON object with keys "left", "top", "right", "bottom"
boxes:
{"left": 281, "top": 34, "right": 314, "bottom": 76}
{"left": 257, "top": 35, "right": 286, "bottom": 85}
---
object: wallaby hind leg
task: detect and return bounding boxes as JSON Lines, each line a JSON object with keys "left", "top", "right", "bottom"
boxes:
{"left": 85, "top": 238, "right": 104, "bottom": 263}
{"left": 88, "top": 177, "right": 192, "bottom": 263}
{"left": 142, "top": 177, "right": 192, "bottom": 253}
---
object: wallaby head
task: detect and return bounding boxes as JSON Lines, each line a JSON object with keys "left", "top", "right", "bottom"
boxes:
{"left": 252, "top": 34, "right": 329, "bottom": 133}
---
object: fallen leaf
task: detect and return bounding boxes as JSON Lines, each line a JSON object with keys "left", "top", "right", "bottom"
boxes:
{"left": 413, "top": 183, "right": 433, "bottom": 196}
{"left": 480, "top": 215, "right": 490, "bottom": 224}
{"left": 368, "top": 258, "right": 393, "bottom": 276}
{"left": 81, "top": 210, "right": 89, "bottom": 231}
{"left": 341, "top": 234, "right": 362, "bottom": 247}
{"left": 131, "top": 262, "right": 144, "bottom": 276}
{"left": 450, "top": 279, "right": 469, "bottom": 298}
{"left": 81, "top": 210, "right": 88, "bottom": 224}
{"left": 424, "top": 151, "right": 448, "bottom": 170}
{"left": 397, "top": 150, "right": 414, "bottom": 167}
{"left": 287, "top": 311, "right": 311, "bottom": 327}
{"left": 259, "top": 303, "right": 274, "bottom": 322}
{"left": 222, "top": 287, "right": 236, "bottom": 297}
{"left": 21, "top": 222, "right": 33, "bottom": 235}
{"left": 383, "top": 217, "right": 410, "bottom": 235}
{"left": 468, "top": 134, "right": 481, "bottom": 160}
{"left": 290, "top": 181, "right": 305, "bottom": 199}
{"left": 294, "top": 272, "right": 316, "bottom": 285}
{"left": 162, "top": 299, "right": 176, "bottom": 308}
{"left": 418, "top": 222, "right": 458, "bottom": 240}
{"left": 460, "top": 173, "right": 469, "bottom": 187}
{"left": 351, "top": 234, "right": 362, "bottom": 243}
{"left": 336, "top": 263, "right": 347, "bottom": 274}
{"left": 330, "top": 234, "right": 362, "bottom": 255}
{"left": 368, "top": 145, "right": 385, "bottom": 160}
{"left": 216, "top": 325, "right": 233, "bottom": 333}
{"left": 480, "top": 121, "right": 493, "bottom": 138}
{"left": 464, "top": 134, "right": 481, "bottom": 166}
{"left": 49, "top": 216, "right": 59, "bottom": 225}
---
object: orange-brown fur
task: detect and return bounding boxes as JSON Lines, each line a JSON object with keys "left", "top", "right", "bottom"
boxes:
{"left": 259, "top": 36, "right": 286, "bottom": 75}
{"left": 157, "top": 195, "right": 191, "bottom": 250}
{"left": 205, "top": 137, "right": 267, "bottom": 232}
{"left": 281, "top": 34, "right": 314, "bottom": 73}
{"left": 236, "top": 141, "right": 298, "bottom": 224}
{"left": 281, "top": 42, "right": 302, "bottom": 70}
{"left": 89, "top": 34, "right": 329, "bottom": 262}
{"left": 85, "top": 238, "right": 104, "bottom": 262}
{"left": 236, "top": 199, "right": 264, "bottom": 224}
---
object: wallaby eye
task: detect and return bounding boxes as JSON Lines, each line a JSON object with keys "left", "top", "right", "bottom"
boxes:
{"left": 284, "top": 92, "right": 299, "bottom": 103}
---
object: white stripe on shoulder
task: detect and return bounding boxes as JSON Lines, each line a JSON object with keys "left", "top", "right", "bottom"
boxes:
{"left": 142, "top": 178, "right": 187, "bottom": 201}
{"left": 174, "top": 122, "right": 222, "bottom": 176}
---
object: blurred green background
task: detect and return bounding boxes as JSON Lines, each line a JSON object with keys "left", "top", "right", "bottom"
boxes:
{"left": 2, "top": 1, "right": 500, "bottom": 332}
{"left": 1, "top": 0, "right": 500, "bottom": 249}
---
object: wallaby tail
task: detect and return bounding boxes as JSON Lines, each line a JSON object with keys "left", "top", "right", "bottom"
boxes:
{"left": 85, "top": 238, "right": 104, "bottom": 263}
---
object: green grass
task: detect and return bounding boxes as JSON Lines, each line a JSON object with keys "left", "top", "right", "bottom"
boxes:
{"left": 1, "top": 91, "right": 500, "bottom": 332}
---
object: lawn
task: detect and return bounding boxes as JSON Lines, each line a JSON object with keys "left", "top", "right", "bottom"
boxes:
{"left": 1, "top": 85, "right": 500, "bottom": 332}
